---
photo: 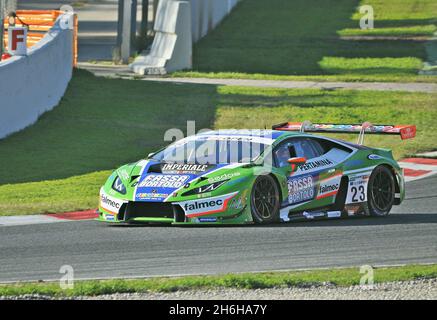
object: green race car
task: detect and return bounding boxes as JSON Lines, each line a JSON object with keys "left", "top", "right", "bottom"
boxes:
{"left": 98, "top": 121, "right": 416, "bottom": 225}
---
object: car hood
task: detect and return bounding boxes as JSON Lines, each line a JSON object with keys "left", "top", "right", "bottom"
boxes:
{"left": 133, "top": 161, "right": 230, "bottom": 202}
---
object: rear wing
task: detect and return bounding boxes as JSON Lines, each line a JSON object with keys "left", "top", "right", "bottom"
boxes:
{"left": 272, "top": 121, "right": 416, "bottom": 145}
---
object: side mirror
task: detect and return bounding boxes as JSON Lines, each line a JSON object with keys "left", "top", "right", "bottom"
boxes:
{"left": 147, "top": 152, "right": 155, "bottom": 159}
{"left": 287, "top": 157, "right": 306, "bottom": 172}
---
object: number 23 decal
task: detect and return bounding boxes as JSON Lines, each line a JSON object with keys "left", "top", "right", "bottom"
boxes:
{"left": 346, "top": 174, "right": 369, "bottom": 204}
{"left": 351, "top": 185, "right": 365, "bottom": 202}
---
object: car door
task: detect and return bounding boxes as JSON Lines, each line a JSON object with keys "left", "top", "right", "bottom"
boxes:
{"left": 274, "top": 137, "right": 343, "bottom": 213}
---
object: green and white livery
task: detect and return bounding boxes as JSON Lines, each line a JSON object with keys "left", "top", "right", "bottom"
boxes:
{"left": 98, "top": 121, "right": 416, "bottom": 225}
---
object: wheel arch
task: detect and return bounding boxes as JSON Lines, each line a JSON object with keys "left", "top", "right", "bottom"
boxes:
{"left": 268, "top": 173, "right": 284, "bottom": 204}
{"left": 332, "top": 175, "right": 349, "bottom": 211}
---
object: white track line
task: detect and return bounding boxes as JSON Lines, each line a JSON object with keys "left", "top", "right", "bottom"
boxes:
{"left": 0, "top": 215, "right": 65, "bottom": 227}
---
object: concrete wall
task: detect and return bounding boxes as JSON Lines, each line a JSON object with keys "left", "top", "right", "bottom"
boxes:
{"left": 0, "top": 13, "right": 73, "bottom": 140}
{"left": 190, "top": 0, "right": 239, "bottom": 42}
{"left": 130, "top": 0, "right": 239, "bottom": 75}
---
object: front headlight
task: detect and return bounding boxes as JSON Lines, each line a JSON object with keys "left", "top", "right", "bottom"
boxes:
{"left": 112, "top": 176, "right": 127, "bottom": 195}
{"left": 182, "top": 180, "right": 228, "bottom": 196}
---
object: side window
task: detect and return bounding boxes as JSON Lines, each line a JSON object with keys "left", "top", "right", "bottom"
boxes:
{"left": 274, "top": 143, "right": 291, "bottom": 168}
{"left": 301, "top": 138, "right": 325, "bottom": 159}
{"left": 274, "top": 138, "right": 326, "bottom": 167}
{"left": 274, "top": 139, "right": 301, "bottom": 168}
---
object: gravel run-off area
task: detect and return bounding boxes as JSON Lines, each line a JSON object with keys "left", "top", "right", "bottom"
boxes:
{"left": 2, "top": 279, "right": 437, "bottom": 300}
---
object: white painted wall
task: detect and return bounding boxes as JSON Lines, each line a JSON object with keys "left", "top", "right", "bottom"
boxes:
{"left": 0, "top": 13, "right": 73, "bottom": 140}
{"left": 131, "top": 0, "right": 192, "bottom": 74}
{"left": 130, "top": 0, "right": 240, "bottom": 75}
{"left": 189, "top": 0, "right": 240, "bottom": 43}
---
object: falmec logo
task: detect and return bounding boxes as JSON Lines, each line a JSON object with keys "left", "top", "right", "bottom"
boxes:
{"left": 319, "top": 183, "right": 339, "bottom": 194}
{"left": 100, "top": 193, "right": 123, "bottom": 213}
{"left": 184, "top": 199, "right": 223, "bottom": 212}
{"left": 179, "top": 192, "right": 238, "bottom": 217}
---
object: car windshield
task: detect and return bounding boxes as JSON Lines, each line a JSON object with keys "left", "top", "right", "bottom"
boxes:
{"left": 151, "top": 136, "right": 268, "bottom": 164}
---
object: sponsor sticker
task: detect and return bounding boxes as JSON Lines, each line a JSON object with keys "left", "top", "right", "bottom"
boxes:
{"left": 136, "top": 192, "right": 169, "bottom": 199}
{"left": 317, "top": 174, "right": 341, "bottom": 199}
{"left": 327, "top": 211, "right": 342, "bottom": 218}
{"left": 229, "top": 190, "right": 248, "bottom": 210}
{"left": 303, "top": 211, "right": 325, "bottom": 219}
{"left": 368, "top": 154, "right": 382, "bottom": 160}
{"left": 198, "top": 217, "right": 218, "bottom": 223}
{"left": 161, "top": 163, "right": 210, "bottom": 174}
{"left": 176, "top": 192, "right": 238, "bottom": 217}
{"left": 288, "top": 174, "right": 317, "bottom": 204}
{"left": 100, "top": 188, "right": 127, "bottom": 214}
{"left": 138, "top": 174, "right": 190, "bottom": 188}
{"left": 207, "top": 172, "right": 241, "bottom": 184}
{"left": 346, "top": 173, "right": 370, "bottom": 204}
{"left": 105, "top": 214, "right": 115, "bottom": 221}
{"left": 297, "top": 158, "right": 333, "bottom": 172}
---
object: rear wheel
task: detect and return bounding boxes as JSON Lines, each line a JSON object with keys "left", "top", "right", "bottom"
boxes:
{"left": 250, "top": 175, "right": 280, "bottom": 223}
{"left": 368, "top": 165, "right": 395, "bottom": 216}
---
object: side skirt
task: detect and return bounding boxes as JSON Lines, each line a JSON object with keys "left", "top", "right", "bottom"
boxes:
{"left": 286, "top": 210, "right": 342, "bottom": 222}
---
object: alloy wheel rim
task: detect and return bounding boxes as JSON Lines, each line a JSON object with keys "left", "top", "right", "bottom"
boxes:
{"left": 252, "top": 177, "right": 278, "bottom": 219}
{"left": 371, "top": 170, "right": 393, "bottom": 211}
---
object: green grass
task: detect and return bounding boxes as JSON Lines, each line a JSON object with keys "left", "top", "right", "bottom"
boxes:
{"left": 0, "top": 71, "right": 436, "bottom": 216}
{"left": 173, "top": 71, "right": 437, "bottom": 83}
{"left": 339, "top": 0, "right": 437, "bottom": 37}
{"left": 0, "top": 171, "right": 110, "bottom": 215}
{"left": 319, "top": 57, "right": 424, "bottom": 75}
{"left": 0, "top": 264, "right": 436, "bottom": 297}
{"left": 175, "top": 0, "right": 437, "bottom": 82}
{"left": 214, "top": 86, "right": 437, "bottom": 160}
{"left": 338, "top": 25, "right": 437, "bottom": 37}
{"left": 0, "top": 70, "right": 217, "bottom": 215}
{"left": 351, "top": 0, "right": 437, "bottom": 22}
{"left": 0, "top": 69, "right": 218, "bottom": 185}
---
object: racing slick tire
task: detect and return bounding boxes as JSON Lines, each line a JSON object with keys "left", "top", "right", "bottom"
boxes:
{"left": 367, "top": 165, "right": 395, "bottom": 217}
{"left": 250, "top": 175, "right": 280, "bottom": 224}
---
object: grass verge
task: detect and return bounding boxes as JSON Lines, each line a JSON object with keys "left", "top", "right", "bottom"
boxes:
{"left": 214, "top": 86, "right": 437, "bottom": 160}
{"left": 0, "top": 69, "right": 218, "bottom": 185}
{"left": 338, "top": 25, "right": 437, "bottom": 37}
{"left": 177, "top": 0, "right": 436, "bottom": 82}
{"left": 0, "top": 264, "right": 436, "bottom": 297}
{"left": 172, "top": 71, "right": 437, "bottom": 83}
{"left": 0, "top": 171, "right": 110, "bottom": 215}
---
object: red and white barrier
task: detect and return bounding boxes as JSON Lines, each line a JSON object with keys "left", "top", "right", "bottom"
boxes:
{"left": 399, "top": 158, "right": 437, "bottom": 182}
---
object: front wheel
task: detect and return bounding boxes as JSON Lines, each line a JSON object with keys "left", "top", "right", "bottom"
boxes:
{"left": 367, "top": 165, "right": 395, "bottom": 216}
{"left": 250, "top": 175, "right": 280, "bottom": 224}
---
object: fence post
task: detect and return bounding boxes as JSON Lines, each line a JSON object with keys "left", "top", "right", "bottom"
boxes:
{"left": 0, "top": 0, "right": 4, "bottom": 61}
{"left": 117, "top": 0, "right": 138, "bottom": 64}
{"left": 140, "top": 0, "right": 148, "bottom": 37}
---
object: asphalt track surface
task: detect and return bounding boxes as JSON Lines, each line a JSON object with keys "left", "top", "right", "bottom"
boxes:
{"left": 1, "top": 175, "right": 437, "bottom": 283}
